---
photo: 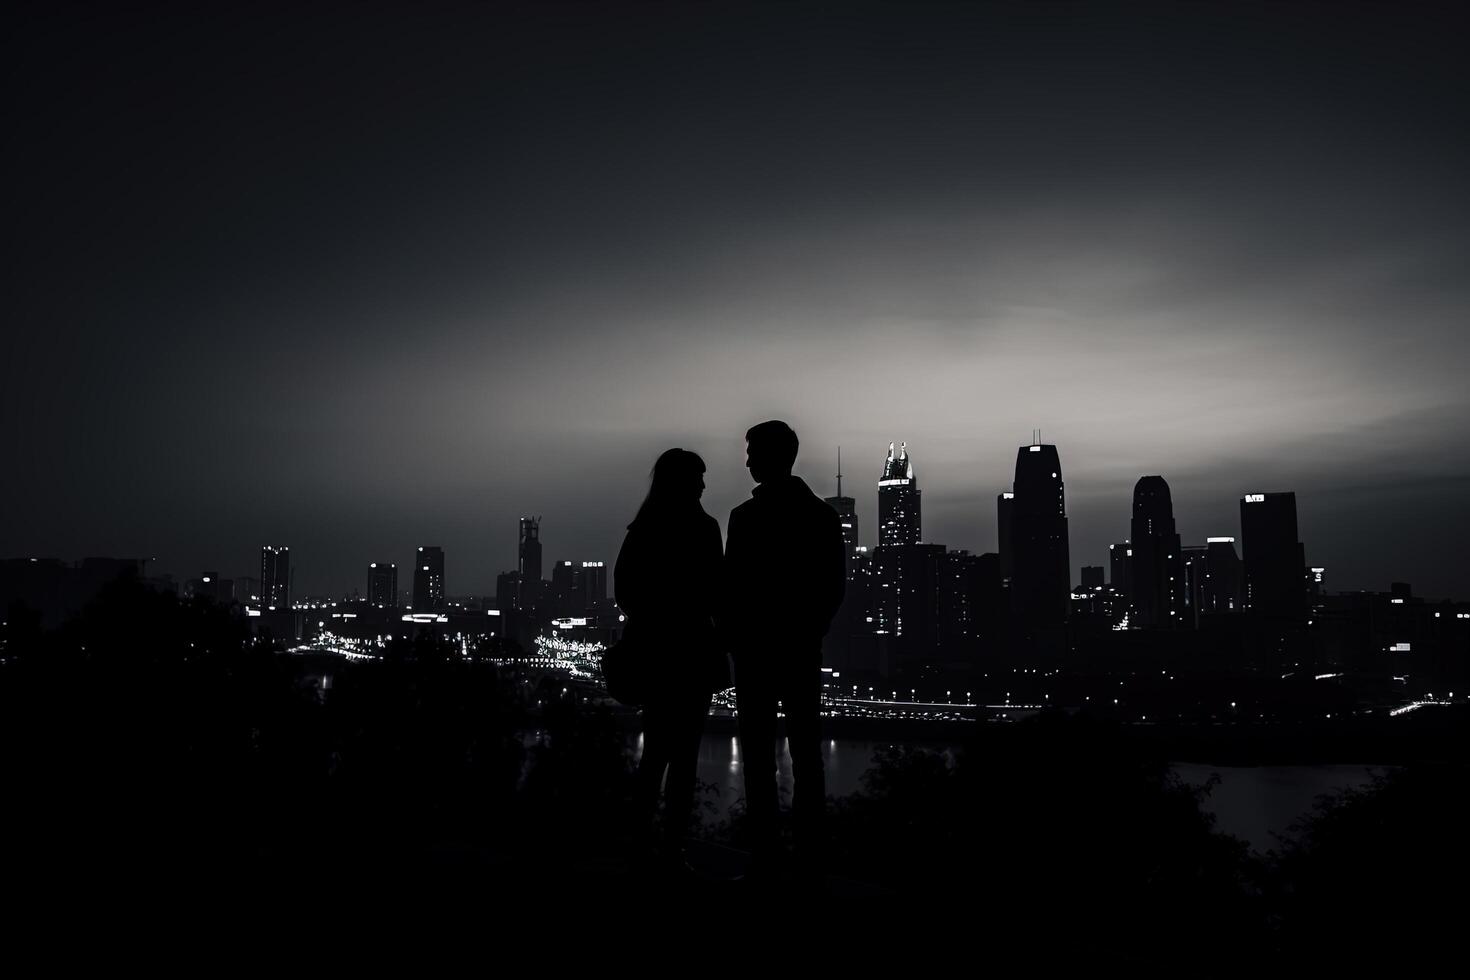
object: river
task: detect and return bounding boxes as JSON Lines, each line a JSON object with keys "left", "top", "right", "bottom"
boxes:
{"left": 650, "top": 734, "right": 1383, "bottom": 853}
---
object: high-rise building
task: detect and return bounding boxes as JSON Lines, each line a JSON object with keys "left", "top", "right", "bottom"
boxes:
{"left": 234, "top": 576, "right": 260, "bottom": 606}
{"left": 825, "top": 544, "right": 877, "bottom": 677}
{"left": 412, "top": 546, "right": 445, "bottom": 611}
{"left": 260, "top": 546, "right": 290, "bottom": 611}
{"left": 1183, "top": 536, "right": 1244, "bottom": 625}
{"left": 938, "top": 549, "right": 984, "bottom": 654}
{"left": 581, "top": 561, "right": 608, "bottom": 609}
{"left": 1080, "top": 566, "right": 1105, "bottom": 589}
{"left": 872, "top": 542, "right": 946, "bottom": 665}
{"left": 1240, "top": 492, "right": 1307, "bottom": 623}
{"left": 550, "top": 559, "right": 608, "bottom": 617}
{"left": 1008, "top": 441, "right": 1070, "bottom": 624}
{"left": 870, "top": 442, "right": 938, "bottom": 673}
{"left": 878, "top": 442, "right": 921, "bottom": 547}
{"left": 1308, "top": 566, "right": 1326, "bottom": 601}
{"left": 823, "top": 453, "right": 867, "bottom": 674}
{"left": 1129, "top": 476, "right": 1185, "bottom": 628}
{"left": 551, "top": 559, "right": 578, "bottom": 616}
{"left": 1109, "top": 541, "right": 1132, "bottom": 596}
{"left": 971, "top": 552, "right": 1007, "bottom": 635}
{"left": 368, "top": 562, "right": 398, "bottom": 610}
{"left": 827, "top": 493, "right": 859, "bottom": 566}
{"left": 496, "top": 570, "right": 521, "bottom": 611}
{"left": 823, "top": 447, "right": 860, "bottom": 563}
{"left": 997, "top": 492, "right": 1015, "bottom": 584}
{"left": 518, "top": 517, "right": 543, "bottom": 607}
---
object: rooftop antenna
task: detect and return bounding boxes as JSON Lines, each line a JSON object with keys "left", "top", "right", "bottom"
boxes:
{"left": 836, "top": 446, "right": 843, "bottom": 499}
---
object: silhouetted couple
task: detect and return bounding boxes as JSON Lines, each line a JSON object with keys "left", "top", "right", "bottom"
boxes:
{"left": 614, "top": 420, "right": 846, "bottom": 886}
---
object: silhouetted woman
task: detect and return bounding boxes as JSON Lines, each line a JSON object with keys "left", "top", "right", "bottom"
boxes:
{"left": 614, "top": 448, "right": 724, "bottom": 869}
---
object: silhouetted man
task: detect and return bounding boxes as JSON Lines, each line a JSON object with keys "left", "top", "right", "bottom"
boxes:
{"left": 724, "top": 420, "right": 846, "bottom": 880}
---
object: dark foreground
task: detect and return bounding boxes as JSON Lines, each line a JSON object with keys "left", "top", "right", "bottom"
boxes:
{"left": 3, "top": 580, "right": 1466, "bottom": 965}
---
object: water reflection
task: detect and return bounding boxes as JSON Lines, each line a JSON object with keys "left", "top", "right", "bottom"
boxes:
{"left": 657, "top": 735, "right": 1382, "bottom": 851}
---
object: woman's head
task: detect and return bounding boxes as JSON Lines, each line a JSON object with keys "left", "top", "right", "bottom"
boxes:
{"left": 633, "top": 448, "right": 706, "bottom": 524}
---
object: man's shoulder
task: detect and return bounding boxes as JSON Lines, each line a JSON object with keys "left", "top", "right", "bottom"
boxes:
{"left": 729, "top": 497, "right": 759, "bottom": 521}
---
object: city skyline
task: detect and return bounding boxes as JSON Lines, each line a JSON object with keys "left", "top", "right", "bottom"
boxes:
{"left": 4, "top": 3, "right": 1466, "bottom": 935}
{"left": 6, "top": 2, "right": 1468, "bottom": 599}
{"left": 21, "top": 433, "right": 1452, "bottom": 607}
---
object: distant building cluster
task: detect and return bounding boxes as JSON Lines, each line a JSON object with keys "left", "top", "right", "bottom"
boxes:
{"left": 818, "top": 439, "right": 1470, "bottom": 695}
{"left": 213, "top": 516, "right": 619, "bottom": 653}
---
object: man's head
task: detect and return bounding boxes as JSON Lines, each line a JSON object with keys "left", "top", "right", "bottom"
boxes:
{"left": 745, "top": 420, "right": 799, "bottom": 485}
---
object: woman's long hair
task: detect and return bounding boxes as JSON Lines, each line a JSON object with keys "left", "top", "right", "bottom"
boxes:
{"left": 631, "top": 448, "right": 706, "bottom": 528}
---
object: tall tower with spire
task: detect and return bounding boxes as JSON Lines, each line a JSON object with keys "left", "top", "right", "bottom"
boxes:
{"left": 878, "top": 442, "right": 921, "bottom": 547}
{"left": 823, "top": 448, "right": 865, "bottom": 674}
{"left": 823, "top": 447, "right": 859, "bottom": 561}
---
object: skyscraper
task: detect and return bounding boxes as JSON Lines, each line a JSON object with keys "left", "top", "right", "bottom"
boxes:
{"left": 518, "top": 516, "right": 543, "bottom": 608}
{"left": 412, "top": 546, "right": 445, "bottom": 611}
{"left": 1008, "top": 441, "right": 1070, "bottom": 624}
{"left": 1129, "top": 476, "right": 1185, "bottom": 628}
{"left": 1109, "top": 541, "right": 1132, "bottom": 596}
{"left": 581, "top": 560, "right": 607, "bottom": 610}
{"left": 824, "top": 449, "right": 860, "bottom": 563}
{"left": 870, "top": 443, "right": 940, "bottom": 674}
{"left": 549, "top": 559, "right": 606, "bottom": 617}
{"left": 496, "top": 570, "right": 521, "bottom": 611}
{"left": 971, "top": 552, "right": 1007, "bottom": 634}
{"left": 873, "top": 542, "right": 946, "bottom": 659}
{"left": 1206, "top": 537, "right": 1244, "bottom": 613}
{"left": 1240, "top": 492, "right": 1307, "bottom": 622}
{"left": 823, "top": 451, "right": 864, "bottom": 673}
{"left": 259, "top": 545, "right": 289, "bottom": 610}
{"left": 368, "top": 562, "right": 398, "bottom": 610}
{"left": 233, "top": 576, "right": 260, "bottom": 606}
{"left": 938, "top": 549, "right": 983, "bottom": 654}
{"left": 1182, "top": 537, "right": 1243, "bottom": 626}
{"left": 997, "top": 491, "right": 1015, "bottom": 584}
{"left": 878, "top": 442, "right": 921, "bottom": 547}
{"left": 551, "top": 559, "right": 578, "bottom": 616}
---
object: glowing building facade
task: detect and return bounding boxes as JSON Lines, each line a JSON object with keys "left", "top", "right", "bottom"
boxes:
{"left": 259, "top": 545, "right": 290, "bottom": 611}
{"left": 878, "top": 442, "right": 921, "bottom": 547}
{"left": 368, "top": 561, "right": 398, "bottom": 610}
{"left": 412, "top": 546, "right": 445, "bottom": 612}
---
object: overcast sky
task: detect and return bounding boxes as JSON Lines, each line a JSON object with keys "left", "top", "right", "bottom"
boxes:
{"left": 5, "top": 1, "right": 1468, "bottom": 598}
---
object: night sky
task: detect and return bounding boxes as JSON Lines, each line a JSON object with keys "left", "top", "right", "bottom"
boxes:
{"left": 6, "top": 2, "right": 1469, "bottom": 599}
